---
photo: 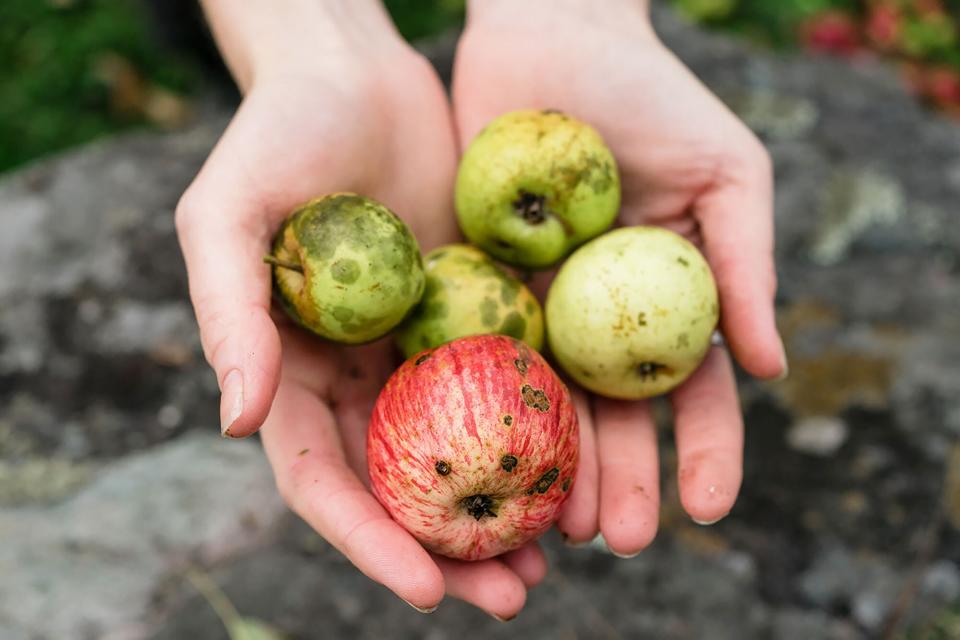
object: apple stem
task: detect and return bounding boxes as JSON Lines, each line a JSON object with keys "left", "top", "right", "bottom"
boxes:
{"left": 262, "top": 255, "right": 304, "bottom": 273}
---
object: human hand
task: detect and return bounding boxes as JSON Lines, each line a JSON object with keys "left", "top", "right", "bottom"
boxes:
{"left": 453, "top": 0, "right": 787, "bottom": 555}
{"left": 175, "top": 0, "right": 545, "bottom": 616}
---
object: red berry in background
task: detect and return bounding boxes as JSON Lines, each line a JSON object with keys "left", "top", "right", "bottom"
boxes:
{"left": 800, "top": 10, "right": 863, "bottom": 56}
{"left": 367, "top": 335, "right": 579, "bottom": 561}
{"left": 925, "top": 66, "right": 960, "bottom": 107}
{"left": 866, "top": 3, "right": 903, "bottom": 50}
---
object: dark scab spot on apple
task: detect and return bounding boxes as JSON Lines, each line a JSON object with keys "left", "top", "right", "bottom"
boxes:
{"left": 677, "top": 256, "right": 690, "bottom": 267}
{"left": 532, "top": 467, "right": 560, "bottom": 494}
{"left": 514, "top": 358, "right": 528, "bottom": 376}
{"left": 521, "top": 384, "right": 550, "bottom": 412}
{"left": 462, "top": 494, "right": 497, "bottom": 520}
{"left": 435, "top": 460, "right": 451, "bottom": 476}
{"left": 500, "top": 454, "right": 518, "bottom": 472}
{"left": 561, "top": 477, "right": 571, "bottom": 492}
{"left": 499, "top": 312, "right": 527, "bottom": 340}
{"left": 513, "top": 191, "right": 549, "bottom": 225}
{"left": 637, "top": 362, "right": 668, "bottom": 381}
{"left": 525, "top": 300, "right": 536, "bottom": 315}
{"left": 415, "top": 353, "right": 431, "bottom": 366}
{"left": 637, "top": 312, "right": 647, "bottom": 327}
{"left": 676, "top": 333, "right": 690, "bottom": 349}
{"left": 503, "top": 414, "right": 513, "bottom": 426}
{"left": 330, "top": 258, "right": 361, "bottom": 284}
{"left": 332, "top": 306, "right": 354, "bottom": 322}
{"left": 500, "top": 279, "right": 520, "bottom": 305}
{"left": 480, "top": 297, "right": 499, "bottom": 328}
{"left": 494, "top": 238, "right": 513, "bottom": 251}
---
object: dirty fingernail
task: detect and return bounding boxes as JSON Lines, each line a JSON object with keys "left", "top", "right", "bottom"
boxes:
{"left": 692, "top": 514, "right": 726, "bottom": 526}
{"left": 491, "top": 613, "right": 516, "bottom": 622}
{"left": 220, "top": 369, "right": 243, "bottom": 437}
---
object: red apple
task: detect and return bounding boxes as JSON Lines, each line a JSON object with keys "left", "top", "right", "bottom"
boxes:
{"left": 367, "top": 334, "right": 579, "bottom": 560}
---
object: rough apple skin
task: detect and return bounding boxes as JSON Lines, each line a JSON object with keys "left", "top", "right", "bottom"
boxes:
{"left": 546, "top": 226, "right": 719, "bottom": 399}
{"left": 455, "top": 109, "right": 620, "bottom": 270}
{"left": 269, "top": 193, "right": 425, "bottom": 344}
{"left": 367, "top": 335, "right": 579, "bottom": 561}
{"left": 394, "top": 244, "right": 544, "bottom": 358}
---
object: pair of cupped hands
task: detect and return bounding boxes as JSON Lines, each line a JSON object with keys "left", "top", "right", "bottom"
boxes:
{"left": 175, "top": 1, "right": 785, "bottom": 620}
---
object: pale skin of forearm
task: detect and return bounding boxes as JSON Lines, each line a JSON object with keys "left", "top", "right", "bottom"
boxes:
{"left": 467, "top": 0, "right": 652, "bottom": 34}
{"left": 199, "top": 0, "right": 401, "bottom": 92}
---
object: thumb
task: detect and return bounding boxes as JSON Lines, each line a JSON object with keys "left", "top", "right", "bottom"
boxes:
{"left": 175, "top": 186, "right": 281, "bottom": 438}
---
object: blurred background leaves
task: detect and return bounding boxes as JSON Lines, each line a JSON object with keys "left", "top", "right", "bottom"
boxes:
{"left": 0, "top": 0, "right": 957, "bottom": 175}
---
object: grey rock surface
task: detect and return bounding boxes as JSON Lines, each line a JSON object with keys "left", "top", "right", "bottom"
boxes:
{"left": 1, "top": 4, "right": 958, "bottom": 639}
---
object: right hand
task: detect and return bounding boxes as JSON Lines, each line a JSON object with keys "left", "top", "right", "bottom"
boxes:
{"left": 175, "top": 5, "right": 545, "bottom": 617}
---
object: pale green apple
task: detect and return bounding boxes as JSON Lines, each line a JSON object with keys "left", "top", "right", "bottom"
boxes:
{"left": 267, "top": 193, "right": 425, "bottom": 344}
{"left": 546, "top": 226, "right": 719, "bottom": 399}
{"left": 395, "top": 244, "right": 543, "bottom": 357}
{"left": 455, "top": 109, "right": 620, "bottom": 270}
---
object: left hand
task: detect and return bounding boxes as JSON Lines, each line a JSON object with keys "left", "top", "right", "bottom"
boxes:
{"left": 453, "top": 0, "right": 787, "bottom": 555}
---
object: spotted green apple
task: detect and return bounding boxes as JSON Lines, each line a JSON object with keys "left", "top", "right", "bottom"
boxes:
{"left": 395, "top": 244, "right": 544, "bottom": 358}
{"left": 267, "top": 193, "right": 425, "bottom": 344}
{"left": 455, "top": 109, "right": 620, "bottom": 270}
{"left": 546, "top": 226, "right": 719, "bottom": 399}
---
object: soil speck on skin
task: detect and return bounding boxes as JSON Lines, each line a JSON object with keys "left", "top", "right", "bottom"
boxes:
{"left": 501, "top": 455, "right": 518, "bottom": 472}
{"left": 298, "top": 448, "right": 310, "bottom": 456}
{"left": 435, "top": 461, "right": 451, "bottom": 476}
{"left": 521, "top": 384, "right": 550, "bottom": 412}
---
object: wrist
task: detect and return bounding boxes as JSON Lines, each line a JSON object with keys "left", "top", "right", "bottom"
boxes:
{"left": 201, "top": 0, "right": 404, "bottom": 92}
{"left": 466, "top": 0, "right": 652, "bottom": 35}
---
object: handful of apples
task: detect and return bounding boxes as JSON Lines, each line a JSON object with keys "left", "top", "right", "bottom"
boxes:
{"left": 264, "top": 109, "right": 718, "bottom": 560}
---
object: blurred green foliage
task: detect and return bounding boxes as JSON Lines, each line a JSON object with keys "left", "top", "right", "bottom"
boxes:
{"left": 0, "top": 0, "right": 196, "bottom": 174}
{"left": 385, "top": 0, "right": 465, "bottom": 41}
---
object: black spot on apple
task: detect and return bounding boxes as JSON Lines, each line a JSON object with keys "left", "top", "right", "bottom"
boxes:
{"left": 561, "top": 477, "right": 571, "bottom": 492}
{"left": 514, "top": 357, "right": 528, "bottom": 376}
{"left": 637, "top": 312, "right": 647, "bottom": 327}
{"left": 499, "top": 312, "right": 527, "bottom": 340}
{"left": 435, "top": 460, "right": 451, "bottom": 476}
{"left": 532, "top": 467, "right": 560, "bottom": 493}
{"left": 636, "top": 362, "right": 668, "bottom": 381}
{"left": 500, "top": 454, "right": 519, "bottom": 472}
{"left": 677, "top": 256, "right": 690, "bottom": 267}
{"left": 503, "top": 415, "right": 513, "bottom": 426}
{"left": 494, "top": 238, "right": 513, "bottom": 250}
{"left": 521, "top": 384, "right": 550, "bottom": 412}
{"left": 462, "top": 494, "right": 497, "bottom": 520}
{"left": 513, "top": 191, "right": 549, "bottom": 225}
{"left": 415, "top": 353, "right": 431, "bottom": 366}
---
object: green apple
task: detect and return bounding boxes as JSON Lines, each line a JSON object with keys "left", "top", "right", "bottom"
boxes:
{"left": 395, "top": 244, "right": 544, "bottom": 358}
{"left": 455, "top": 109, "right": 620, "bottom": 270}
{"left": 267, "top": 193, "right": 425, "bottom": 344}
{"left": 545, "top": 226, "right": 719, "bottom": 399}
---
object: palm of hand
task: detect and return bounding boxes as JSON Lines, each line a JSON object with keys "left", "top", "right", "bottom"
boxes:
{"left": 452, "top": 18, "right": 785, "bottom": 554}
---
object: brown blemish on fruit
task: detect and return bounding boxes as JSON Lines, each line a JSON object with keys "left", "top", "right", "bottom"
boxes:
{"left": 676, "top": 333, "right": 690, "bottom": 349}
{"left": 561, "top": 477, "right": 571, "bottom": 492}
{"left": 637, "top": 362, "right": 668, "bottom": 381}
{"left": 462, "top": 494, "right": 497, "bottom": 520}
{"left": 532, "top": 467, "right": 560, "bottom": 494}
{"left": 677, "top": 256, "right": 690, "bottom": 267}
{"left": 637, "top": 312, "right": 647, "bottom": 327}
{"left": 435, "top": 460, "right": 451, "bottom": 476}
{"left": 500, "top": 454, "right": 519, "bottom": 472}
{"left": 415, "top": 353, "right": 431, "bottom": 366}
{"left": 514, "top": 358, "right": 528, "bottom": 376}
{"left": 503, "top": 415, "right": 513, "bottom": 426}
{"left": 521, "top": 384, "right": 550, "bottom": 412}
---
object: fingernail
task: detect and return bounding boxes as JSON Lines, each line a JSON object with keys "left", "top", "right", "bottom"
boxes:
{"left": 610, "top": 549, "right": 641, "bottom": 559}
{"left": 692, "top": 514, "right": 726, "bottom": 526}
{"left": 560, "top": 531, "right": 589, "bottom": 548}
{"left": 402, "top": 599, "right": 438, "bottom": 614}
{"left": 220, "top": 369, "right": 243, "bottom": 437}
{"left": 491, "top": 613, "right": 516, "bottom": 622}
{"left": 775, "top": 340, "right": 790, "bottom": 381}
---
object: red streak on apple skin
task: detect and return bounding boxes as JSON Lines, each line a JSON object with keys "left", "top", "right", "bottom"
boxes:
{"left": 367, "top": 335, "right": 579, "bottom": 561}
